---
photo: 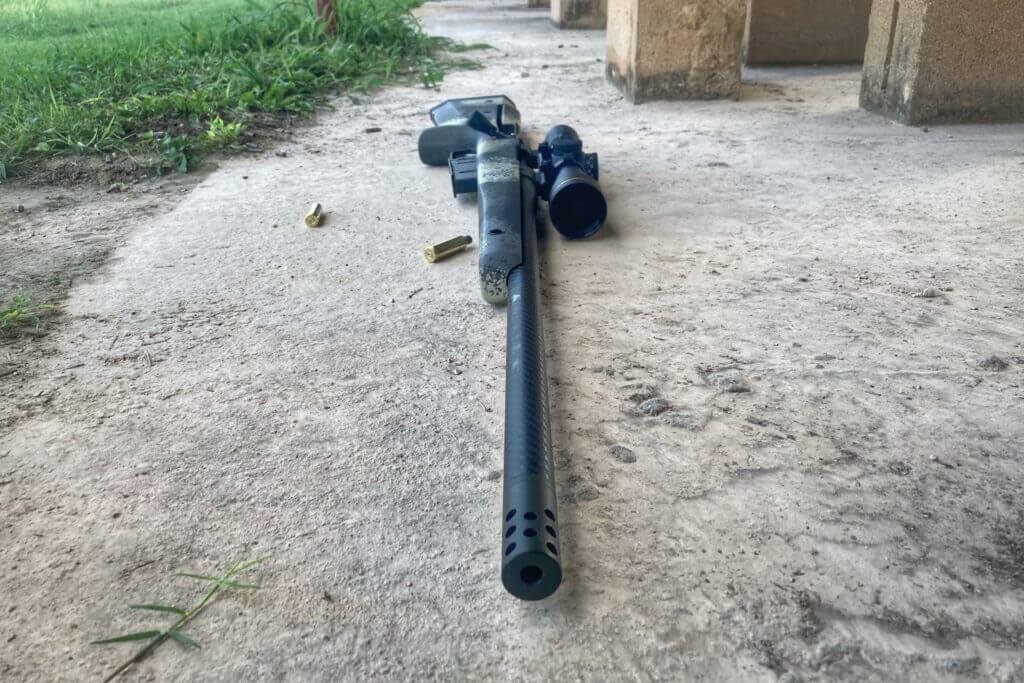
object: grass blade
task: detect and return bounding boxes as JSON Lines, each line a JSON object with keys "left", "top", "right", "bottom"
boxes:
{"left": 176, "top": 572, "right": 220, "bottom": 582}
{"left": 167, "top": 630, "right": 201, "bottom": 650}
{"left": 96, "top": 556, "right": 267, "bottom": 680}
{"left": 219, "top": 581, "right": 261, "bottom": 590}
{"left": 226, "top": 556, "right": 270, "bottom": 576}
{"left": 128, "top": 604, "right": 187, "bottom": 616}
{"left": 92, "top": 630, "right": 162, "bottom": 645}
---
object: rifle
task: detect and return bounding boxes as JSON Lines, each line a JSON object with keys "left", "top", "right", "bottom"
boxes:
{"left": 418, "top": 96, "right": 607, "bottom": 600}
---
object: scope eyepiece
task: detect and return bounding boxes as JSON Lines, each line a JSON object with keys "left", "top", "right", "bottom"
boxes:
{"left": 548, "top": 165, "right": 608, "bottom": 239}
{"left": 540, "top": 125, "right": 607, "bottom": 240}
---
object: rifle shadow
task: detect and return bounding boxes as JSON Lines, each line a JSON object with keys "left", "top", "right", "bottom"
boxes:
{"left": 532, "top": 207, "right": 622, "bottom": 620}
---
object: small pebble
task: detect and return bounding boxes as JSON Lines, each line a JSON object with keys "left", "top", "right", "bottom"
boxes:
{"left": 702, "top": 369, "right": 751, "bottom": 394}
{"left": 889, "top": 462, "right": 911, "bottom": 476}
{"left": 570, "top": 483, "right": 601, "bottom": 502}
{"left": 624, "top": 383, "right": 658, "bottom": 402}
{"left": 364, "top": 127, "right": 382, "bottom": 134}
{"left": 937, "top": 657, "right": 980, "bottom": 675}
{"left": 638, "top": 397, "right": 671, "bottom": 416}
{"left": 663, "top": 410, "right": 706, "bottom": 431}
{"left": 811, "top": 640, "right": 844, "bottom": 668}
{"left": 609, "top": 445, "right": 636, "bottom": 463}
{"left": 977, "top": 354, "right": 1008, "bottom": 371}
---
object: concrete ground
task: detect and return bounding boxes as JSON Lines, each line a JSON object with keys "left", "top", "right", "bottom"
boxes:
{"left": 3, "top": 0, "right": 1024, "bottom": 680}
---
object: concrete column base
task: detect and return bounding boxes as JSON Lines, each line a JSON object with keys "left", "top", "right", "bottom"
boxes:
{"left": 606, "top": 0, "right": 747, "bottom": 102}
{"left": 745, "top": 0, "right": 871, "bottom": 65}
{"left": 552, "top": 0, "right": 607, "bottom": 30}
{"left": 861, "top": 0, "right": 1024, "bottom": 124}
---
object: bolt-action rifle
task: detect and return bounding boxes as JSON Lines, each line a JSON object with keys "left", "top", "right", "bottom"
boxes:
{"left": 418, "top": 96, "right": 607, "bottom": 600}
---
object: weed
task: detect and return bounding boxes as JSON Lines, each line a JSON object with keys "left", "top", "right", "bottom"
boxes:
{"left": 421, "top": 59, "right": 445, "bottom": 89}
{"left": 206, "top": 117, "right": 244, "bottom": 145}
{"left": 0, "top": 295, "right": 50, "bottom": 336}
{"left": 447, "top": 42, "right": 494, "bottom": 53}
{"left": 93, "top": 557, "right": 267, "bottom": 682}
{"left": 157, "top": 135, "right": 191, "bottom": 175}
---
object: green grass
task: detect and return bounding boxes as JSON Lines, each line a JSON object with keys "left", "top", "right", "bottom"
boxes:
{"left": 92, "top": 557, "right": 267, "bottom": 682}
{"left": 0, "top": 0, "right": 451, "bottom": 177}
{"left": 0, "top": 295, "right": 49, "bottom": 335}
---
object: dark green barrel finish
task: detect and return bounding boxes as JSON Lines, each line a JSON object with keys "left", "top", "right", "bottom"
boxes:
{"left": 500, "top": 175, "right": 562, "bottom": 601}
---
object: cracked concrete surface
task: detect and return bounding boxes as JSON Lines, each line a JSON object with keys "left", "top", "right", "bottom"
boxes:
{"left": 2, "top": 1, "right": 1024, "bottom": 680}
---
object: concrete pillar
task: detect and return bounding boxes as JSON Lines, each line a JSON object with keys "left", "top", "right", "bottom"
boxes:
{"left": 861, "top": 0, "right": 1024, "bottom": 124}
{"left": 744, "top": 0, "right": 872, "bottom": 65}
{"left": 528, "top": 0, "right": 550, "bottom": 8}
{"left": 552, "top": 0, "right": 607, "bottom": 29}
{"left": 606, "top": 0, "right": 747, "bottom": 102}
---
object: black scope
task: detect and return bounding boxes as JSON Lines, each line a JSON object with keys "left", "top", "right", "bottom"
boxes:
{"left": 538, "top": 125, "right": 608, "bottom": 240}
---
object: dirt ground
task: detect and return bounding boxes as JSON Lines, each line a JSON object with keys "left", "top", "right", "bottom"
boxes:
{"left": 3, "top": 1, "right": 1024, "bottom": 680}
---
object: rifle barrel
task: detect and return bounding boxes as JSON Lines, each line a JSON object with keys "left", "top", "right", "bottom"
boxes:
{"left": 500, "top": 175, "right": 562, "bottom": 601}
